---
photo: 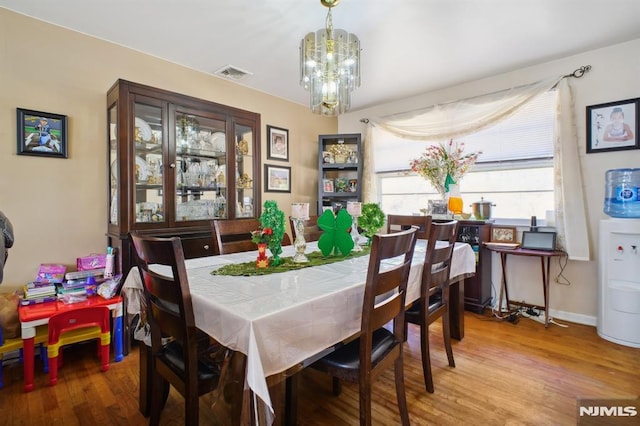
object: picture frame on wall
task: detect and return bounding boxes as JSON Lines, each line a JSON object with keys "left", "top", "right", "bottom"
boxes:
{"left": 586, "top": 98, "right": 639, "bottom": 154}
{"left": 17, "top": 108, "right": 68, "bottom": 158}
{"left": 264, "top": 164, "right": 291, "bottom": 193}
{"left": 267, "top": 125, "right": 289, "bottom": 161}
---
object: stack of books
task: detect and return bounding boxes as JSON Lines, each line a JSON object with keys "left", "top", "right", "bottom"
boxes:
{"left": 21, "top": 281, "right": 57, "bottom": 305}
{"left": 57, "top": 280, "right": 88, "bottom": 298}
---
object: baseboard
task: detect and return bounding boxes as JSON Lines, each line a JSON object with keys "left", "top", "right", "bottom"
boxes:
{"left": 489, "top": 301, "right": 597, "bottom": 327}
{"left": 549, "top": 309, "right": 596, "bottom": 327}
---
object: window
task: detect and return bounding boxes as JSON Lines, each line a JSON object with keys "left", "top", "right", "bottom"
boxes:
{"left": 377, "top": 91, "right": 556, "bottom": 221}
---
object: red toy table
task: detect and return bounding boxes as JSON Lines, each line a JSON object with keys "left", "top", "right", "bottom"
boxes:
{"left": 18, "top": 296, "right": 124, "bottom": 392}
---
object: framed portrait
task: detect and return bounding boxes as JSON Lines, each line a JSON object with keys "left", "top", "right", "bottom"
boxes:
{"left": 491, "top": 226, "right": 517, "bottom": 243}
{"left": 323, "top": 178, "right": 334, "bottom": 193}
{"left": 586, "top": 98, "right": 639, "bottom": 154}
{"left": 17, "top": 108, "right": 68, "bottom": 158}
{"left": 267, "top": 125, "right": 289, "bottom": 161}
{"left": 264, "top": 164, "right": 291, "bottom": 193}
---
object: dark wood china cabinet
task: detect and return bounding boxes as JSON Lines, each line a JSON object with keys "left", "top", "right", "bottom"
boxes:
{"left": 107, "top": 79, "right": 261, "bottom": 274}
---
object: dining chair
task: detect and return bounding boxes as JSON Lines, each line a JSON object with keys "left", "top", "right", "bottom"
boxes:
{"left": 212, "top": 218, "right": 291, "bottom": 254}
{"left": 0, "top": 325, "right": 48, "bottom": 388}
{"left": 386, "top": 214, "right": 432, "bottom": 240}
{"left": 289, "top": 215, "right": 323, "bottom": 242}
{"left": 310, "top": 227, "right": 418, "bottom": 426}
{"left": 131, "top": 233, "right": 229, "bottom": 426}
{"left": 404, "top": 220, "right": 458, "bottom": 393}
{"left": 47, "top": 306, "right": 111, "bottom": 386}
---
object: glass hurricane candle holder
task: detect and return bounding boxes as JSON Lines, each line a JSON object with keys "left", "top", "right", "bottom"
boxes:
{"left": 291, "top": 203, "right": 310, "bottom": 263}
{"left": 346, "top": 201, "right": 363, "bottom": 252}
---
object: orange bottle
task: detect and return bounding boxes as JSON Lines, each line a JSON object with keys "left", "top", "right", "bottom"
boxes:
{"left": 448, "top": 184, "right": 463, "bottom": 215}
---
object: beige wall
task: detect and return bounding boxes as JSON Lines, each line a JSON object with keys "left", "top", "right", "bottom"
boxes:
{"left": 339, "top": 39, "right": 640, "bottom": 324}
{"left": 0, "top": 9, "right": 336, "bottom": 289}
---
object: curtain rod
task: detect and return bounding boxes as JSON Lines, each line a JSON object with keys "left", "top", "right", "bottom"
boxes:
{"left": 359, "top": 65, "right": 592, "bottom": 124}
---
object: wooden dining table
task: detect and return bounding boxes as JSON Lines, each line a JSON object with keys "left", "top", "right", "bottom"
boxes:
{"left": 123, "top": 240, "right": 476, "bottom": 425}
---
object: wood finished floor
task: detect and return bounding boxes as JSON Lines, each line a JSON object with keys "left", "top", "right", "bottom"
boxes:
{"left": 0, "top": 311, "right": 638, "bottom": 425}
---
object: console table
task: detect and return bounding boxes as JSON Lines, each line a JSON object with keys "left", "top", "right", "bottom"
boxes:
{"left": 485, "top": 246, "right": 566, "bottom": 327}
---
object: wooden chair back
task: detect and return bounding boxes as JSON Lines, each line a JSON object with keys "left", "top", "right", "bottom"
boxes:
{"left": 289, "top": 215, "right": 323, "bottom": 242}
{"left": 361, "top": 227, "right": 418, "bottom": 361}
{"left": 212, "top": 218, "right": 260, "bottom": 255}
{"left": 423, "top": 220, "right": 458, "bottom": 297}
{"left": 130, "top": 232, "right": 222, "bottom": 425}
{"left": 386, "top": 214, "right": 432, "bottom": 240}
{"left": 212, "top": 218, "right": 291, "bottom": 254}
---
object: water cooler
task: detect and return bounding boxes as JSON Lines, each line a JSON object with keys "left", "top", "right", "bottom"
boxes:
{"left": 597, "top": 219, "right": 640, "bottom": 347}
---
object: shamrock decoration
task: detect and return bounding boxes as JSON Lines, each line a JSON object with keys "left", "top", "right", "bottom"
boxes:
{"left": 259, "top": 200, "right": 286, "bottom": 266}
{"left": 317, "top": 209, "right": 355, "bottom": 257}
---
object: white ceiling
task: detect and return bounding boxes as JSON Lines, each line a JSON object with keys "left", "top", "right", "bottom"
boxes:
{"left": 2, "top": 1, "right": 640, "bottom": 112}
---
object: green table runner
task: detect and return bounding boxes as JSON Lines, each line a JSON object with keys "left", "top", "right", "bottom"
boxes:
{"left": 211, "top": 247, "right": 370, "bottom": 276}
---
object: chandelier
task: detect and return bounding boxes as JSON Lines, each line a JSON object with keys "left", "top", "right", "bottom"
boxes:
{"left": 300, "top": 0, "right": 361, "bottom": 116}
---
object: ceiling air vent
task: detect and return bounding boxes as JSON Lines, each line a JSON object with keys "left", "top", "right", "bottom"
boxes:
{"left": 213, "top": 65, "right": 253, "bottom": 80}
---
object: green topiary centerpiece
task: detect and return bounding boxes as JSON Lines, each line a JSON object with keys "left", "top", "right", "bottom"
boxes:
{"left": 358, "top": 203, "right": 386, "bottom": 244}
{"left": 259, "top": 200, "right": 286, "bottom": 266}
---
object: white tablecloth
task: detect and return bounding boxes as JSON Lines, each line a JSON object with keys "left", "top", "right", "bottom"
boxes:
{"left": 123, "top": 240, "right": 475, "bottom": 418}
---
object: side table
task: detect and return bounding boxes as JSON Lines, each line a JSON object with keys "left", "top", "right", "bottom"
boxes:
{"left": 486, "top": 246, "right": 566, "bottom": 327}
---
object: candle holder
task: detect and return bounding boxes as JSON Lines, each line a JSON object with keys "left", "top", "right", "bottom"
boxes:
{"left": 346, "top": 201, "right": 363, "bottom": 252}
{"left": 291, "top": 203, "right": 310, "bottom": 263}
{"left": 292, "top": 218, "right": 309, "bottom": 263}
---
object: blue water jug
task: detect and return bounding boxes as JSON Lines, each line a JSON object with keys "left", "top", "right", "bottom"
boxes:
{"left": 604, "top": 168, "right": 640, "bottom": 218}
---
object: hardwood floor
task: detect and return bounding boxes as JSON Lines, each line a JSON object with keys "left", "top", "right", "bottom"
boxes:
{"left": 0, "top": 311, "right": 637, "bottom": 425}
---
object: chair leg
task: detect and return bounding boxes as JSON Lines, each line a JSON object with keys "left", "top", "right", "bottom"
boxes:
{"left": 442, "top": 309, "right": 455, "bottom": 368}
{"left": 40, "top": 344, "right": 49, "bottom": 373}
{"left": 358, "top": 376, "right": 372, "bottom": 426}
{"left": 394, "top": 355, "right": 410, "bottom": 426}
{"left": 49, "top": 354, "right": 59, "bottom": 386}
{"left": 100, "top": 343, "right": 110, "bottom": 372}
{"left": 420, "top": 321, "right": 434, "bottom": 393}
{"left": 185, "top": 392, "right": 200, "bottom": 426}
{"left": 149, "top": 368, "right": 165, "bottom": 426}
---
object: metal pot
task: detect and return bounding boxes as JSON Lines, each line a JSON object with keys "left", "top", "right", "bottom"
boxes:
{"left": 470, "top": 197, "right": 496, "bottom": 220}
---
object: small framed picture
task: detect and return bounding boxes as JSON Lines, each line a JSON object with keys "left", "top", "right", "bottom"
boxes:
{"left": 264, "top": 164, "right": 291, "bottom": 193}
{"left": 323, "top": 178, "right": 334, "bottom": 193}
{"left": 491, "top": 226, "right": 517, "bottom": 243}
{"left": 17, "top": 108, "right": 68, "bottom": 158}
{"left": 267, "top": 125, "right": 289, "bottom": 161}
{"left": 322, "top": 151, "right": 334, "bottom": 164}
{"left": 348, "top": 179, "right": 358, "bottom": 192}
{"left": 586, "top": 98, "right": 639, "bottom": 154}
{"left": 334, "top": 177, "right": 348, "bottom": 193}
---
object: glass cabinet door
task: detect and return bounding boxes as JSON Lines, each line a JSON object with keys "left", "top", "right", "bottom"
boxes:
{"left": 235, "top": 123, "right": 255, "bottom": 218}
{"left": 175, "top": 112, "right": 227, "bottom": 221}
{"left": 108, "top": 105, "right": 118, "bottom": 226}
{"left": 133, "top": 102, "right": 164, "bottom": 224}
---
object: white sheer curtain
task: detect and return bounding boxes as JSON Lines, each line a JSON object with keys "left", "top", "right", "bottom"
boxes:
{"left": 372, "top": 75, "right": 561, "bottom": 140}
{"left": 554, "top": 79, "right": 590, "bottom": 260}
{"left": 362, "top": 74, "right": 590, "bottom": 260}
